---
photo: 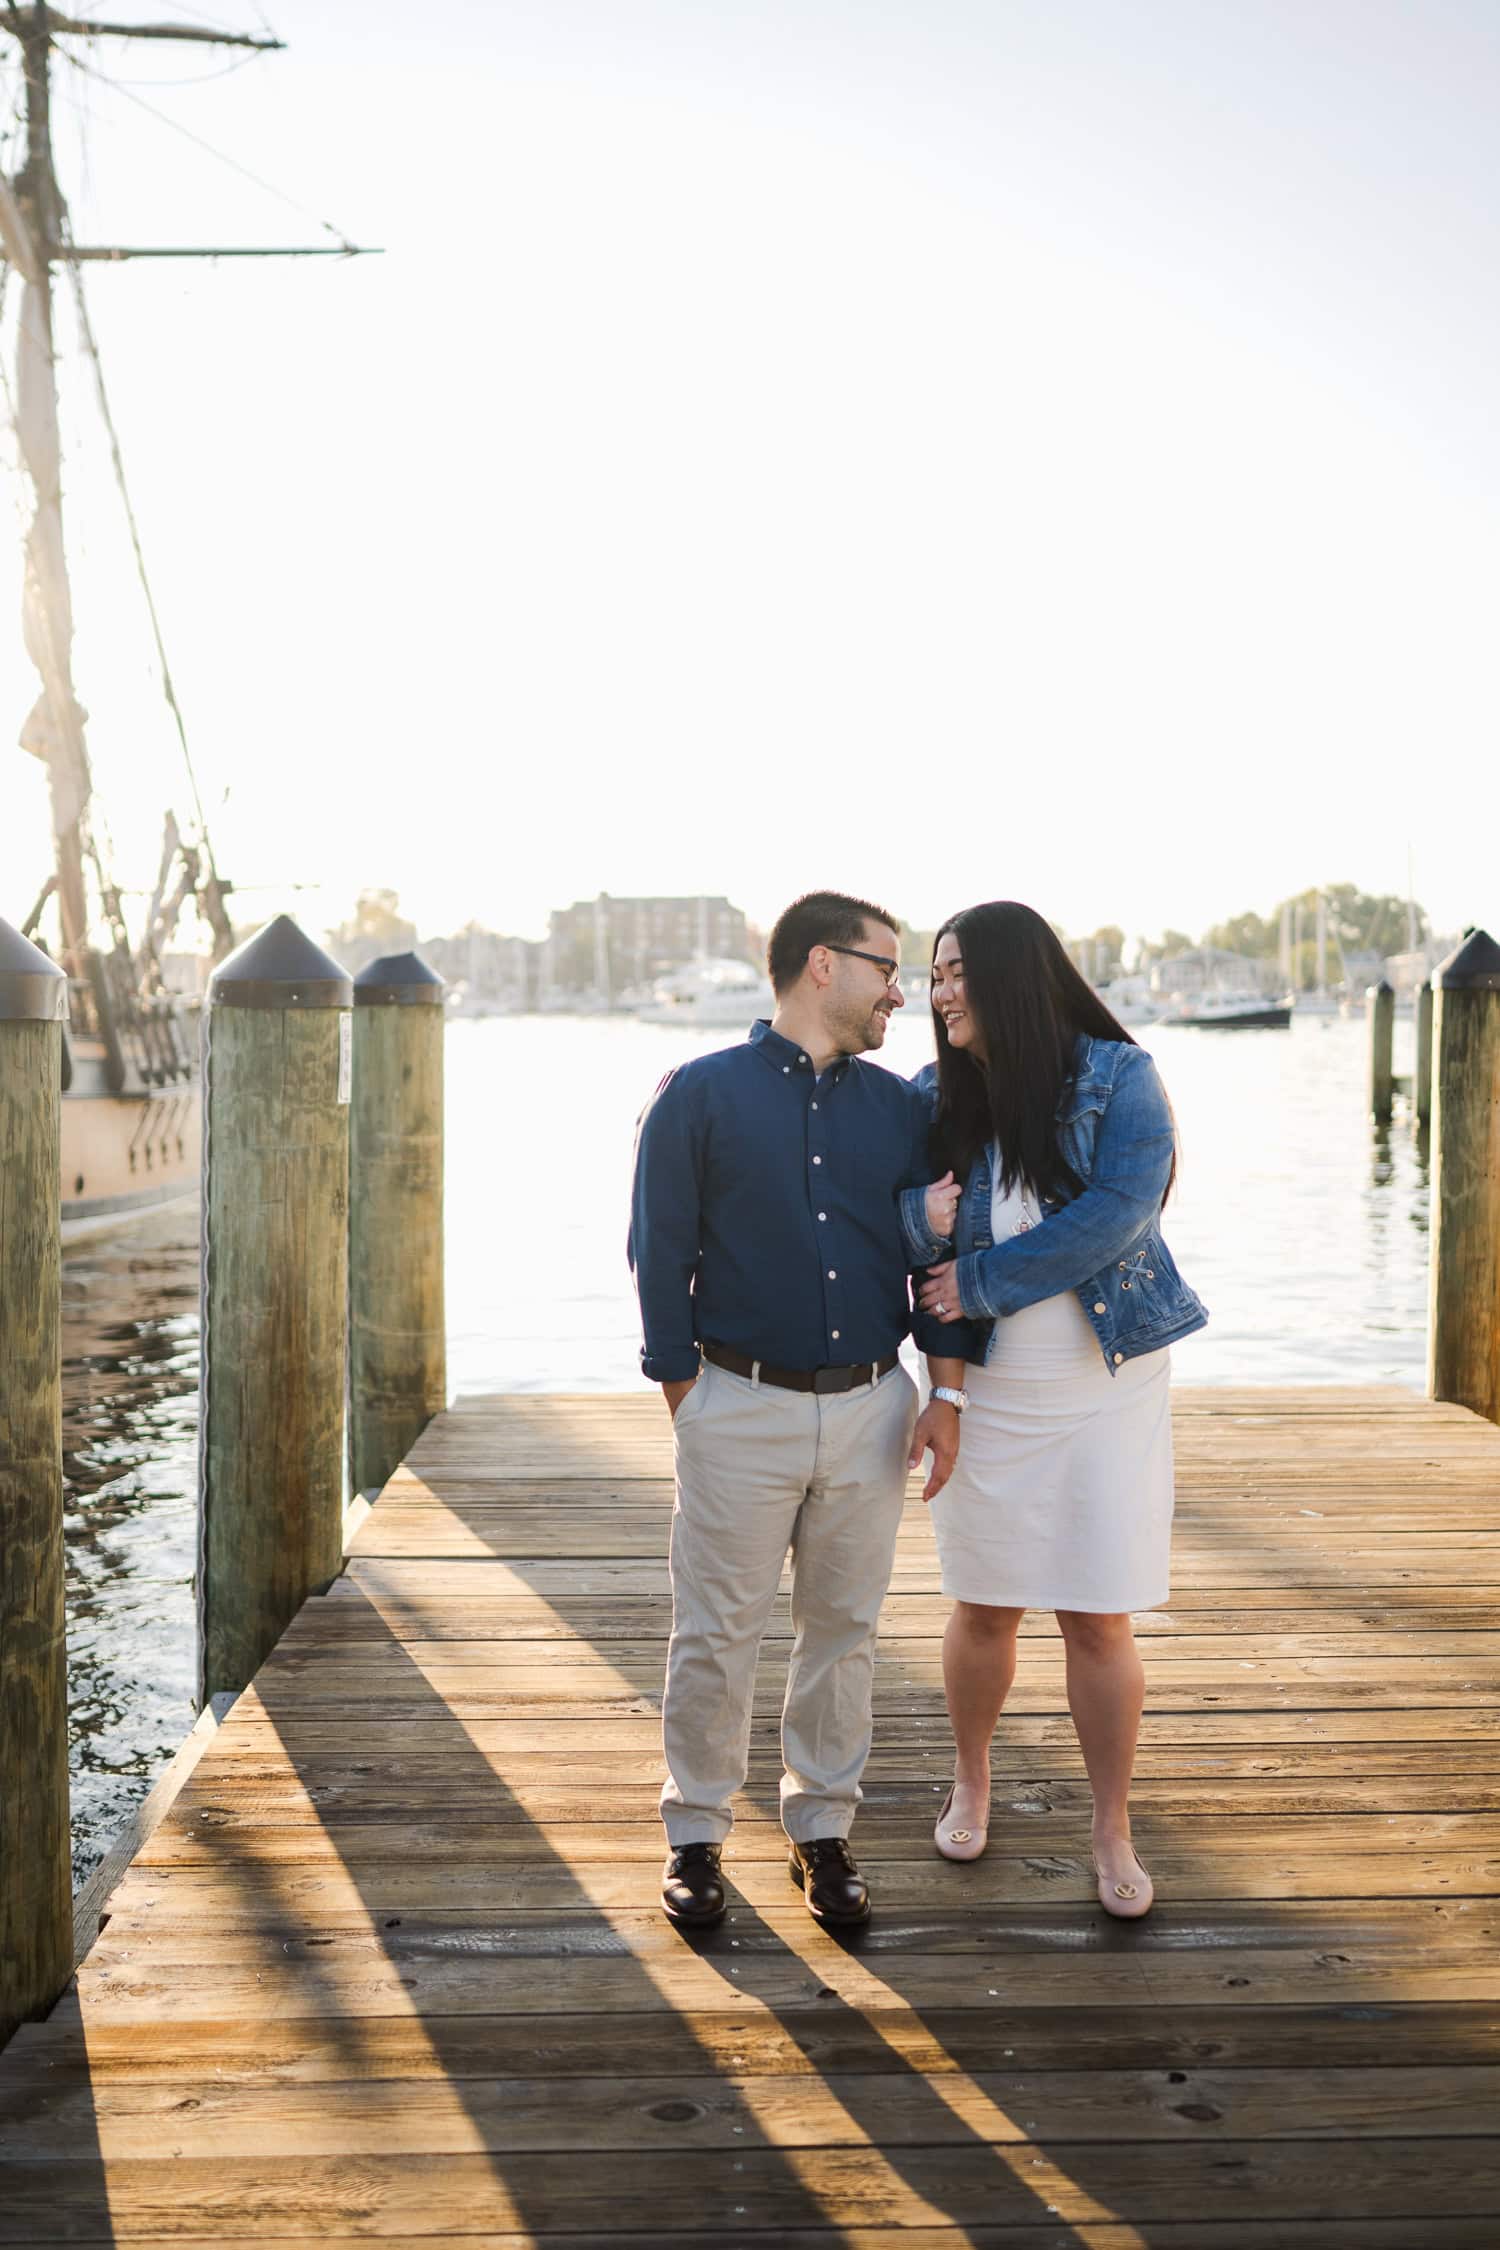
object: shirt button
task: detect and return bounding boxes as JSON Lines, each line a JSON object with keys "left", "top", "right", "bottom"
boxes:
{"left": 783, "top": 1066, "right": 790, "bottom": 1074}
{"left": 1113, "top": 1352, "right": 1124, "bottom": 1365}
{"left": 799, "top": 1053, "right": 808, "bottom": 1064}
{"left": 812, "top": 1155, "right": 822, "bottom": 1165}
{"left": 1093, "top": 1301, "right": 1106, "bottom": 1315}
{"left": 831, "top": 1329, "right": 840, "bottom": 1340}
{"left": 817, "top": 1212, "right": 827, "bottom": 1222}
{"left": 827, "top": 1269, "right": 837, "bottom": 1280}
{"left": 811, "top": 1101, "right": 818, "bottom": 1110}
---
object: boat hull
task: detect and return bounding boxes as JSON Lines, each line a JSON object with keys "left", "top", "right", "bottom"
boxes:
{"left": 1173, "top": 1005, "right": 1293, "bottom": 1030}
{"left": 61, "top": 1085, "right": 200, "bottom": 1244}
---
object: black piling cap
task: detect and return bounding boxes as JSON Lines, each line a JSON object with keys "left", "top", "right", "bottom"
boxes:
{"left": 353, "top": 951, "right": 446, "bottom": 1007}
{"left": 0, "top": 916, "right": 68, "bottom": 1024}
{"left": 209, "top": 912, "right": 353, "bottom": 1009}
{"left": 1434, "top": 927, "right": 1500, "bottom": 992}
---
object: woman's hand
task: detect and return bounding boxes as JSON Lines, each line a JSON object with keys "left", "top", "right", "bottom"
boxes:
{"left": 923, "top": 1170, "right": 961, "bottom": 1239}
{"left": 917, "top": 1261, "right": 966, "bottom": 1323}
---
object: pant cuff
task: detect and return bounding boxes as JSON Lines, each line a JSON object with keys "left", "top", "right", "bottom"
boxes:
{"left": 662, "top": 1816, "right": 732, "bottom": 1846}
{"left": 782, "top": 1814, "right": 854, "bottom": 1845}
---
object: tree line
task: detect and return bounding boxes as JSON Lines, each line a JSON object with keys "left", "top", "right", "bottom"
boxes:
{"left": 1070, "top": 885, "right": 1429, "bottom": 985}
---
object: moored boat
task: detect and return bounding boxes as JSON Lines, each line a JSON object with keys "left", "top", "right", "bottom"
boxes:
{"left": 1170, "top": 993, "right": 1294, "bottom": 1030}
{"left": 636, "top": 957, "right": 774, "bottom": 1027}
{"left": 3, "top": 17, "right": 370, "bottom": 1239}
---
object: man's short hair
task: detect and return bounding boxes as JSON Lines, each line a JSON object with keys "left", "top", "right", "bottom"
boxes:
{"left": 766, "top": 890, "right": 902, "bottom": 996}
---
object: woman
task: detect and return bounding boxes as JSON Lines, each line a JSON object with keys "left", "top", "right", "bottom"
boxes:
{"left": 903, "top": 901, "right": 1207, "bottom": 1917}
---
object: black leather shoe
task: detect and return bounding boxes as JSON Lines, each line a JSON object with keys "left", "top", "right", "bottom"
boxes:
{"left": 788, "top": 1836, "right": 870, "bottom": 1926}
{"left": 661, "top": 1842, "right": 726, "bottom": 1929}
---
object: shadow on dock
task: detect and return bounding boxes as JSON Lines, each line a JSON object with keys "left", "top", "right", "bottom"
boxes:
{"left": 4, "top": 1386, "right": 1500, "bottom": 2239}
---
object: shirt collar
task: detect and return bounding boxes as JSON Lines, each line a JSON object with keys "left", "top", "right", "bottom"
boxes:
{"left": 748, "top": 1018, "right": 848, "bottom": 1080}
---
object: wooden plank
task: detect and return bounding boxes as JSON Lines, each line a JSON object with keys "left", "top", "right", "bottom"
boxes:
{"left": 6, "top": 2061, "right": 1500, "bottom": 2161}
{"left": 226, "top": 1677, "right": 1500, "bottom": 1720}
{"left": 280, "top": 1600, "right": 1500, "bottom": 1642}
{"left": 8, "top": 2228, "right": 1498, "bottom": 2250}
{"left": 8, "top": 2001, "right": 1498, "bottom": 2080}
{"left": 98, "top": 1848, "right": 1500, "bottom": 1913}
{"left": 76, "top": 1893, "right": 1500, "bottom": 1957}
{"left": 5, "top": 2223, "right": 1493, "bottom": 2241}
{"left": 338, "top": 1557, "right": 1500, "bottom": 1600}
{"left": 4, "top": 2140, "right": 1500, "bottom": 2235}
{"left": 59, "top": 1948, "right": 1500, "bottom": 2024}
{"left": 183, "top": 1738, "right": 1500, "bottom": 1784}
{"left": 118, "top": 1809, "right": 1500, "bottom": 1860}
{"left": 70, "top": 1707, "right": 221, "bottom": 1969}
{"left": 7, "top": 1384, "right": 1500, "bottom": 2240}
{"left": 243, "top": 1645, "right": 1500, "bottom": 1684}
{"left": 188, "top": 1706, "right": 1500, "bottom": 1752}
{"left": 131, "top": 1801, "right": 1500, "bottom": 1865}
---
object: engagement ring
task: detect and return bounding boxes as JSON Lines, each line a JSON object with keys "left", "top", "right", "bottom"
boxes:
{"left": 934, "top": 1301, "right": 946, "bottom": 1316}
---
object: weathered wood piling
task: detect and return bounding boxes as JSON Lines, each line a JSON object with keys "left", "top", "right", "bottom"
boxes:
{"left": 348, "top": 951, "right": 447, "bottom": 1498}
{"left": 1427, "top": 928, "right": 1500, "bottom": 1421}
{"left": 1413, "top": 975, "right": 1433, "bottom": 1130}
{"left": 197, "top": 914, "right": 353, "bottom": 1708}
{"left": 1367, "top": 976, "right": 1395, "bottom": 1122}
{"left": 0, "top": 919, "right": 71, "bottom": 2045}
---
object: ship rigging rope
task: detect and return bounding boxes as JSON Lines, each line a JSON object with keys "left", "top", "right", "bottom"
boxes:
{"left": 58, "top": 43, "right": 352, "bottom": 245}
{"left": 62, "top": 242, "right": 220, "bottom": 870}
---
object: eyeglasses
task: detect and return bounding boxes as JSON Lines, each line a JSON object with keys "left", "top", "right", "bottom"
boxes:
{"left": 826, "top": 944, "right": 902, "bottom": 988}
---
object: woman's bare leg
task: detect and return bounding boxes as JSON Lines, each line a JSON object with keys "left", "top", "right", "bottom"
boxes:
{"left": 1056, "top": 1608, "right": 1151, "bottom": 1909}
{"left": 942, "top": 1601, "right": 1024, "bottom": 1830}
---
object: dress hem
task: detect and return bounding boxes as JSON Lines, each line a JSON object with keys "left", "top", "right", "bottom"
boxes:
{"left": 938, "top": 1581, "right": 1172, "bottom": 1614}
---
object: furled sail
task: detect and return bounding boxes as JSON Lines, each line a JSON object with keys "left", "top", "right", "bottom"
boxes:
{"left": 14, "top": 262, "right": 92, "bottom": 842}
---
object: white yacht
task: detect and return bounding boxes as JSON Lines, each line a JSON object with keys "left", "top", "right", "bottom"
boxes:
{"left": 636, "top": 957, "right": 774, "bottom": 1027}
{"left": 1095, "top": 978, "right": 1162, "bottom": 1028}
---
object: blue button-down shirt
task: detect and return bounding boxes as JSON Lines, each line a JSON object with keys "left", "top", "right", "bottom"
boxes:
{"left": 629, "top": 1019, "right": 933, "bottom": 1382}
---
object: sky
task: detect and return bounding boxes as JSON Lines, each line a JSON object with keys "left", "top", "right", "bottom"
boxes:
{"left": 1, "top": 0, "right": 1497, "bottom": 951}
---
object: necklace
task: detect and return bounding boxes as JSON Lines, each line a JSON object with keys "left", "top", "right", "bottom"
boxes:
{"left": 994, "top": 1145, "right": 1041, "bottom": 1236}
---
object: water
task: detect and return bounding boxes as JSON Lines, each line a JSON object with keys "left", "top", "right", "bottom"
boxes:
{"left": 61, "top": 1006, "right": 1429, "bottom": 1880}
{"left": 61, "top": 1209, "right": 199, "bottom": 1885}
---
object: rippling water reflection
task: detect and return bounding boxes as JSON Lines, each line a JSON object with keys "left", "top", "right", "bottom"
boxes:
{"left": 62, "top": 1006, "right": 1431, "bottom": 1881}
{"left": 62, "top": 1207, "right": 199, "bottom": 1883}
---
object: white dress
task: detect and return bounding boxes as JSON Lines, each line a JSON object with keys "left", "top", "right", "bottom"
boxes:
{"left": 931, "top": 1151, "right": 1175, "bottom": 1612}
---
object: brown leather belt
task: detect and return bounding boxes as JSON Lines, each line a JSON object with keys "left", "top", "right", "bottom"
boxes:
{"left": 702, "top": 1341, "right": 900, "bottom": 1395}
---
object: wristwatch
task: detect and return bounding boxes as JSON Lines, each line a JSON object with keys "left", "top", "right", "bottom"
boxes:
{"left": 931, "top": 1385, "right": 968, "bottom": 1412}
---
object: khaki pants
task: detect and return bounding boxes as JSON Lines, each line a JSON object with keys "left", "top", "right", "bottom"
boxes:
{"left": 661, "top": 1358, "right": 918, "bottom": 1845}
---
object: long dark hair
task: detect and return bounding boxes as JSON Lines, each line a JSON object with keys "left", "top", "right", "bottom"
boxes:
{"left": 930, "top": 900, "right": 1175, "bottom": 1202}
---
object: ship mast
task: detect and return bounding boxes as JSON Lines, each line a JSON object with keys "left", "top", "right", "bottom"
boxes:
{"left": 6, "top": 3, "right": 101, "bottom": 967}
{"left": 0, "top": 4, "right": 370, "bottom": 975}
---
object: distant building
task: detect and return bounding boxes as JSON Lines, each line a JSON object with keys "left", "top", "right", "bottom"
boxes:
{"left": 547, "top": 893, "right": 754, "bottom": 1001}
{"left": 420, "top": 925, "right": 541, "bottom": 1012}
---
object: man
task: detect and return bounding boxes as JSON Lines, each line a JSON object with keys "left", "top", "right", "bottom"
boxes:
{"left": 628, "top": 890, "right": 964, "bottom": 1931}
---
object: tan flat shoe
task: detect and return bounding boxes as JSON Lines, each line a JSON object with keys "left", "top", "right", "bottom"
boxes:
{"left": 934, "top": 1783, "right": 989, "bottom": 1862}
{"left": 1093, "top": 1845, "right": 1154, "bottom": 1919}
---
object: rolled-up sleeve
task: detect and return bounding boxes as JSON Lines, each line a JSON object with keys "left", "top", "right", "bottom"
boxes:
{"left": 898, "top": 1183, "right": 951, "bottom": 1265}
{"left": 628, "top": 1069, "right": 704, "bottom": 1382}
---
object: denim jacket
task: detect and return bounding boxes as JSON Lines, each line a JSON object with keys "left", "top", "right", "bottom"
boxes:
{"left": 900, "top": 1036, "right": 1207, "bottom": 1375}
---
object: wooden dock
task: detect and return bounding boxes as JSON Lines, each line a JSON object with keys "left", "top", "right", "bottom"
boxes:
{"left": 2, "top": 1383, "right": 1499, "bottom": 2244}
